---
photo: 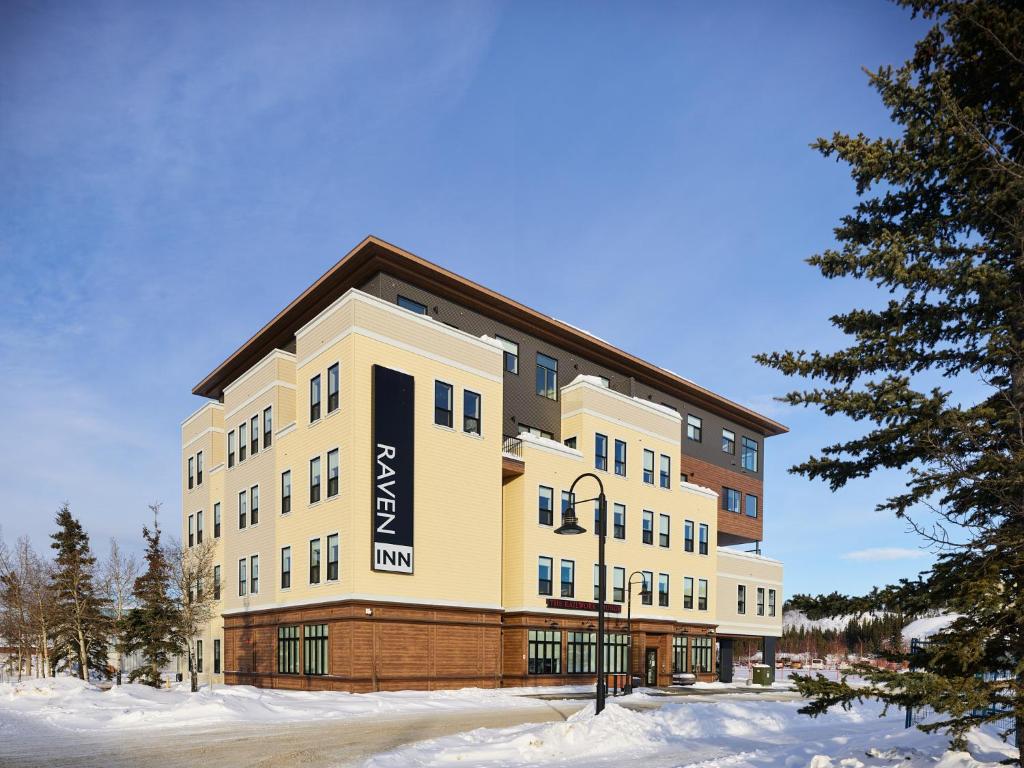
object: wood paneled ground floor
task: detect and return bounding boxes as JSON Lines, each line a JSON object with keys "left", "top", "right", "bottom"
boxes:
{"left": 222, "top": 599, "right": 728, "bottom": 692}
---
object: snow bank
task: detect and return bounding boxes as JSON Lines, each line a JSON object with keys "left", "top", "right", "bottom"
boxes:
{"left": 902, "top": 613, "right": 959, "bottom": 643}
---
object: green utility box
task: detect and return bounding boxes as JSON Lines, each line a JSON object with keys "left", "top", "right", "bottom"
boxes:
{"left": 751, "top": 664, "right": 773, "bottom": 686}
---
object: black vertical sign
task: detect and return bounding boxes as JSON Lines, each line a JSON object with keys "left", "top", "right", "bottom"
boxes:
{"left": 371, "top": 365, "right": 415, "bottom": 573}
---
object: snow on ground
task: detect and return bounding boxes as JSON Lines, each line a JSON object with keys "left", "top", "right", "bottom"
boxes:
{"left": 902, "top": 613, "right": 959, "bottom": 643}
{"left": 364, "top": 698, "right": 1019, "bottom": 768}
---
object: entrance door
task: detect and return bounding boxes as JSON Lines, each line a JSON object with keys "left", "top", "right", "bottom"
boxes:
{"left": 645, "top": 648, "right": 657, "bottom": 686}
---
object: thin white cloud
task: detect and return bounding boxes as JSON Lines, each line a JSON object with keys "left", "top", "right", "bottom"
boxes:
{"left": 841, "top": 547, "right": 927, "bottom": 561}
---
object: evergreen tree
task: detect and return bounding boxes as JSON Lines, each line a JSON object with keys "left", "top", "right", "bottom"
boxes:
{"left": 49, "top": 503, "right": 109, "bottom": 681}
{"left": 758, "top": 0, "right": 1023, "bottom": 756}
{"left": 125, "top": 505, "right": 179, "bottom": 687}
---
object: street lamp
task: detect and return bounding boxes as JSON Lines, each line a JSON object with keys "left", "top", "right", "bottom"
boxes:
{"left": 555, "top": 471, "right": 607, "bottom": 714}
{"left": 625, "top": 570, "right": 652, "bottom": 693}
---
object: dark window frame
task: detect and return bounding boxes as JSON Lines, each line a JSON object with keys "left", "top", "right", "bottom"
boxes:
{"left": 687, "top": 414, "right": 703, "bottom": 442}
{"left": 310, "top": 457, "right": 321, "bottom": 504}
{"left": 281, "top": 546, "right": 291, "bottom": 589}
{"left": 309, "top": 538, "right": 321, "bottom": 584}
{"left": 536, "top": 352, "right": 558, "bottom": 400}
{"left": 227, "top": 431, "right": 235, "bottom": 468}
{"left": 538, "top": 556, "right": 553, "bottom": 596}
{"left": 741, "top": 436, "right": 759, "bottom": 471}
{"left": 594, "top": 433, "right": 608, "bottom": 472}
{"left": 463, "top": 390, "right": 481, "bottom": 435}
{"left": 434, "top": 381, "right": 453, "bottom": 428}
{"left": 497, "top": 335, "right": 519, "bottom": 374}
{"left": 278, "top": 626, "right": 299, "bottom": 674}
{"left": 614, "top": 439, "right": 627, "bottom": 476}
{"left": 326, "top": 533, "right": 339, "bottom": 581}
{"left": 722, "top": 428, "right": 736, "bottom": 454}
{"left": 699, "top": 523, "right": 709, "bottom": 555}
{"left": 250, "top": 484, "right": 259, "bottom": 526}
{"left": 613, "top": 503, "right": 626, "bottom": 540}
{"left": 527, "top": 629, "right": 560, "bottom": 675}
{"left": 281, "top": 470, "right": 292, "bottom": 514}
{"left": 238, "top": 422, "right": 247, "bottom": 462}
{"left": 397, "top": 295, "right": 427, "bottom": 315}
{"left": 326, "top": 448, "right": 340, "bottom": 498}
{"left": 538, "top": 486, "right": 554, "bottom": 526}
{"left": 659, "top": 454, "right": 671, "bottom": 489}
{"left": 250, "top": 414, "right": 259, "bottom": 456}
{"left": 684, "top": 520, "right": 694, "bottom": 552}
{"left": 642, "top": 510, "right": 654, "bottom": 545}
{"left": 642, "top": 449, "right": 654, "bottom": 484}
{"left": 238, "top": 489, "right": 247, "bottom": 529}
{"left": 560, "top": 558, "right": 574, "bottom": 598}
{"left": 659, "top": 513, "right": 670, "bottom": 548}
{"left": 327, "top": 362, "right": 340, "bottom": 413}
{"left": 658, "top": 573, "right": 670, "bottom": 607}
{"left": 303, "top": 624, "right": 328, "bottom": 676}
{"left": 310, "top": 375, "right": 321, "bottom": 423}
{"left": 263, "top": 406, "right": 273, "bottom": 448}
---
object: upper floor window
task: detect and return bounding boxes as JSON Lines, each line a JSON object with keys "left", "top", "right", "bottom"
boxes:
{"left": 538, "top": 486, "right": 553, "bottom": 526}
{"left": 723, "top": 487, "right": 741, "bottom": 513}
{"left": 683, "top": 577, "right": 694, "bottom": 609}
{"left": 641, "top": 571, "right": 653, "bottom": 605}
{"left": 238, "top": 490, "right": 247, "bottom": 529}
{"left": 434, "top": 381, "right": 453, "bottom": 428}
{"left": 659, "top": 454, "right": 671, "bottom": 489}
{"left": 281, "top": 470, "right": 292, "bottom": 514}
{"left": 722, "top": 429, "right": 735, "bottom": 454}
{"left": 687, "top": 414, "right": 703, "bottom": 442}
{"left": 521, "top": 424, "right": 553, "bottom": 440}
{"left": 250, "top": 485, "right": 259, "bottom": 526}
{"left": 196, "top": 451, "right": 203, "bottom": 485}
{"left": 741, "top": 436, "right": 759, "bottom": 472}
{"left": 227, "top": 431, "right": 235, "bottom": 468}
{"left": 612, "top": 503, "right": 626, "bottom": 539}
{"left": 769, "top": 589, "right": 777, "bottom": 617}
{"left": 327, "top": 363, "right": 340, "bottom": 413}
{"left": 188, "top": 514, "right": 194, "bottom": 547}
{"left": 310, "top": 375, "right": 321, "bottom": 422}
{"left": 659, "top": 514, "right": 670, "bottom": 547}
{"left": 684, "top": 519, "right": 694, "bottom": 552}
{"left": 594, "top": 434, "right": 608, "bottom": 472}
{"left": 538, "top": 556, "right": 553, "bottom": 596}
{"left": 327, "top": 449, "right": 339, "bottom": 498}
{"left": 327, "top": 534, "right": 339, "bottom": 581}
{"left": 642, "top": 510, "right": 654, "bottom": 545}
{"left": 563, "top": 436, "right": 577, "bottom": 449}
{"left": 658, "top": 573, "right": 669, "bottom": 607}
{"left": 745, "top": 493, "right": 758, "bottom": 518}
{"left": 263, "top": 407, "right": 273, "bottom": 448}
{"left": 737, "top": 585, "right": 747, "bottom": 614}
{"left": 309, "top": 538, "right": 321, "bottom": 584}
{"left": 698, "top": 578, "right": 709, "bottom": 610}
{"left": 237, "top": 558, "right": 247, "bottom": 597}
{"left": 250, "top": 415, "right": 259, "bottom": 456}
{"left": 213, "top": 503, "right": 221, "bottom": 538}
{"left": 196, "top": 511, "right": 203, "bottom": 544}
{"left": 698, "top": 523, "right": 709, "bottom": 555}
{"left": 397, "top": 295, "right": 427, "bottom": 315}
{"left": 249, "top": 554, "right": 259, "bottom": 594}
{"left": 497, "top": 336, "right": 519, "bottom": 374}
{"left": 463, "top": 390, "right": 481, "bottom": 435}
{"left": 536, "top": 353, "right": 558, "bottom": 400}
{"left": 643, "top": 450, "right": 655, "bottom": 484}
{"left": 238, "top": 421, "right": 247, "bottom": 462}
{"left": 757, "top": 587, "right": 765, "bottom": 616}
{"left": 213, "top": 564, "right": 221, "bottom": 600}
{"left": 560, "top": 559, "right": 574, "bottom": 598}
{"left": 188, "top": 457, "right": 194, "bottom": 490}
{"left": 612, "top": 567, "right": 625, "bottom": 602}
{"left": 309, "top": 457, "right": 321, "bottom": 504}
{"left": 281, "top": 547, "right": 291, "bottom": 589}
{"left": 614, "top": 440, "right": 626, "bottom": 476}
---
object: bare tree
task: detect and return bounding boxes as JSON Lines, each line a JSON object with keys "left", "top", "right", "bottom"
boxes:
{"left": 102, "top": 539, "right": 139, "bottom": 685}
{"left": 167, "top": 538, "right": 217, "bottom": 692}
{"left": 23, "top": 542, "right": 54, "bottom": 678}
{"left": 0, "top": 535, "right": 53, "bottom": 681}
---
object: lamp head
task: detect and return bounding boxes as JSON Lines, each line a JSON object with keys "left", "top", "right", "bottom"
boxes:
{"left": 554, "top": 507, "right": 586, "bottom": 535}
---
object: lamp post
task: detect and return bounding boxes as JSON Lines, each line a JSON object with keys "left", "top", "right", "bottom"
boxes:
{"left": 554, "top": 471, "right": 606, "bottom": 714}
{"left": 625, "top": 570, "right": 651, "bottom": 693}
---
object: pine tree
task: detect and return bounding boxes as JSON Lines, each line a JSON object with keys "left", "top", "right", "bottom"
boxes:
{"left": 758, "top": 0, "right": 1023, "bottom": 757}
{"left": 125, "top": 505, "right": 179, "bottom": 687}
{"left": 49, "top": 503, "right": 109, "bottom": 681}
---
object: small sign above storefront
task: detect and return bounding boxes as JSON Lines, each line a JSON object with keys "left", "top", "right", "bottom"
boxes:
{"left": 545, "top": 598, "right": 622, "bottom": 614}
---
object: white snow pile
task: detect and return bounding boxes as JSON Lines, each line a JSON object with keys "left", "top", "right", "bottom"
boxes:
{"left": 0, "top": 677, "right": 570, "bottom": 733}
{"left": 902, "top": 613, "right": 960, "bottom": 643}
{"left": 364, "top": 698, "right": 1019, "bottom": 768}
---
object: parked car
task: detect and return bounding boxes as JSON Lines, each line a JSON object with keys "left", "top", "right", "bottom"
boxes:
{"left": 810, "top": 658, "right": 825, "bottom": 670}
{"left": 672, "top": 672, "right": 697, "bottom": 686}
{"left": 790, "top": 660, "right": 803, "bottom": 669}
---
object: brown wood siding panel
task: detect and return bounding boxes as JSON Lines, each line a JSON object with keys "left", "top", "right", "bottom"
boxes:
{"left": 679, "top": 455, "right": 764, "bottom": 543}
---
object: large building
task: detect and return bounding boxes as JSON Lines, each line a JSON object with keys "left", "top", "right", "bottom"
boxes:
{"left": 180, "top": 236, "right": 786, "bottom": 691}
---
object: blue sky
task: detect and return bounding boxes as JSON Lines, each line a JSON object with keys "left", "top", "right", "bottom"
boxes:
{"left": 1, "top": 0, "right": 937, "bottom": 597}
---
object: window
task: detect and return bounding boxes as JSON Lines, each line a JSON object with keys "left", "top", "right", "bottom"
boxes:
{"left": 594, "top": 433, "right": 608, "bottom": 471}
{"left": 560, "top": 559, "right": 574, "bottom": 597}
{"left": 641, "top": 571, "right": 653, "bottom": 605}
{"left": 238, "top": 422, "right": 247, "bottom": 462}
{"left": 684, "top": 520, "right": 694, "bottom": 552}
{"left": 281, "top": 471, "right": 292, "bottom": 514}
{"left": 188, "top": 515, "right": 194, "bottom": 548}
{"left": 434, "top": 381, "right": 453, "bottom": 427}
{"left": 309, "top": 539, "right": 321, "bottom": 584}
{"left": 658, "top": 574, "right": 670, "bottom": 607}
{"left": 327, "top": 534, "right": 339, "bottom": 581}
{"left": 497, "top": 336, "right": 518, "bottom": 374}
{"left": 643, "top": 450, "right": 655, "bottom": 484}
{"left": 250, "top": 415, "right": 259, "bottom": 456}
{"left": 642, "top": 510, "right": 654, "bottom": 545}
{"left": 527, "top": 629, "right": 560, "bottom": 674}
{"left": 683, "top": 577, "right": 694, "bottom": 609}
{"left": 397, "top": 295, "right": 427, "bottom": 315}
{"left": 561, "top": 490, "right": 574, "bottom": 522}
{"left": 723, "top": 487, "right": 741, "bottom": 513}
{"left": 213, "top": 639, "right": 221, "bottom": 674}
{"left": 613, "top": 567, "right": 625, "bottom": 602}
{"left": 660, "top": 454, "right": 671, "bottom": 489}
{"left": 238, "top": 490, "right": 247, "bottom": 529}
{"left": 699, "top": 524, "right": 709, "bottom": 555}
{"left": 281, "top": 547, "right": 291, "bottom": 589}
{"left": 227, "top": 431, "right": 235, "bottom": 468}
{"left": 278, "top": 626, "right": 299, "bottom": 674}
{"left": 303, "top": 624, "right": 328, "bottom": 675}
{"left": 745, "top": 494, "right": 758, "bottom": 518}
{"left": 597, "top": 375, "right": 611, "bottom": 388}
{"left": 237, "top": 558, "right": 246, "bottom": 596}
{"left": 250, "top": 485, "right": 259, "bottom": 526}
{"left": 614, "top": 439, "right": 626, "bottom": 476}
{"left": 310, "top": 457, "right": 321, "bottom": 504}
{"left": 741, "top": 436, "right": 759, "bottom": 471}
{"left": 188, "top": 457, "right": 194, "bottom": 489}
{"left": 263, "top": 407, "right": 273, "bottom": 448}
{"left": 536, "top": 353, "right": 558, "bottom": 399}
{"left": 757, "top": 587, "right": 765, "bottom": 616}
{"left": 722, "top": 428, "right": 735, "bottom": 454}
{"left": 250, "top": 554, "right": 259, "bottom": 594}
{"left": 659, "top": 514, "right": 670, "bottom": 548}
{"left": 196, "top": 511, "right": 203, "bottom": 544}
{"left": 213, "top": 565, "right": 221, "bottom": 600}
{"left": 593, "top": 564, "right": 600, "bottom": 600}
{"left": 327, "top": 449, "right": 339, "bottom": 498}
{"left": 538, "top": 486, "right": 553, "bottom": 526}
{"left": 520, "top": 424, "right": 553, "bottom": 439}
{"left": 673, "top": 636, "right": 689, "bottom": 673}
{"left": 686, "top": 414, "right": 702, "bottom": 442}
{"left": 613, "top": 503, "right": 626, "bottom": 540}
{"left": 680, "top": 472, "right": 689, "bottom": 483}
{"left": 196, "top": 451, "right": 203, "bottom": 485}
{"left": 737, "top": 585, "right": 747, "bottom": 614}
{"left": 698, "top": 579, "right": 709, "bottom": 610}
{"left": 563, "top": 436, "right": 577, "bottom": 449}
{"left": 327, "top": 363, "right": 339, "bottom": 413}
{"left": 769, "top": 589, "right": 777, "bottom": 617}
{"left": 538, "top": 556, "right": 553, "bottom": 596}
{"left": 309, "top": 375, "right": 322, "bottom": 422}
{"left": 691, "top": 636, "right": 712, "bottom": 673}
{"left": 566, "top": 632, "right": 628, "bottom": 675}
{"left": 463, "top": 390, "right": 481, "bottom": 435}
{"left": 196, "top": 640, "right": 203, "bottom": 673}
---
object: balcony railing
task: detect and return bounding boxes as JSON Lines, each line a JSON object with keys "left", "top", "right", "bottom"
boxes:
{"left": 502, "top": 435, "right": 523, "bottom": 460}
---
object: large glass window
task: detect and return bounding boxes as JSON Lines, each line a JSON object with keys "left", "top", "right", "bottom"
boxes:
{"left": 309, "top": 538, "right": 321, "bottom": 584}
{"left": 227, "top": 431, "right": 235, "bottom": 468}
{"left": 397, "top": 295, "right": 427, "bottom": 314}
{"left": 250, "top": 415, "right": 259, "bottom": 456}
{"left": 641, "top": 571, "right": 653, "bottom": 605}
{"left": 538, "top": 556, "right": 553, "bottom": 595}
{"left": 527, "top": 630, "right": 560, "bottom": 674}
{"left": 698, "top": 579, "right": 709, "bottom": 610}
{"left": 303, "top": 624, "right": 328, "bottom": 675}
{"left": 594, "top": 433, "right": 608, "bottom": 471}
{"left": 278, "top": 626, "right": 299, "bottom": 674}
{"left": 560, "top": 559, "right": 574, "bottom": 597}
{"left": 250, "top": 485, "right": 259, "bottom": 526}
{"left": 238, "top": 422, "right": 247, "bottom": 462}
{"left": 327, "top": 363, "right": 340, "bottom": 413}
{"left": 737, "top": 584, "right": 747, "bottom": 614}
{"left": 613, "top": 567, "right": 625, "bottom": 602}
{"left": 497, "top": 336, "right": 518, "bottom": 374}
{"left": 741, "top": 437, "right": 759, "bottom": 471}
{"left": 536, "top": 353, "right": 558, "bottom": 399}
{"left": 658, "top": 573, "right": 670, "bottom": 607}
{"left": 309, "top": 457, "right": 321, "bottom": 503}
{"left": 691, "top": 636, "right": 712, "bottom": 673}
{"left": 249, "top": 554, "right": 259, "bottom": 594}
{"left": 723, "top": 487, "right": 741, "bottom": 513}
{"left": 673, "top": 636, "right": 689, "bottom": 673}
{"left": 566, "top": 631, "right": 628, "bottom": 674}
{"left": 434, "top": 381, "right": 453, "bottom": 427}
{"left": 614, "top": 439, "right": 626, "bottom": 476}
{"left": 463, "top": 390, "right": 481, "bottom": 435}
{"left": 683, "top": 577, "right": 694, "bottom": 609}
{"left": 281, "top": 470, "right": 292, "bottom": 514}
{"left": 722, "top": 428, "right": 735, "bottom": 454}
{"left": 687, "top": 414, "right": 703, "bottom": 442}
{"left": 745, "top": 494, "right": 758, "bottom": 518}
{"left": 327, "top": 534, "right": 339, "bottom": 581}
{"left": 238, "top": 490, "right": 247, "bottom": 529}
{"left": 281, "top": 546, "right": 291, "bottom": 589}
{"left": 310, "top": 375, "right": 321, "bottom": 422}
{"left": 699, "top": 523, "right": 709, "bottom": 555}
{"left": 643, "top": 449, "right": 654, "bottom": 484}
{"left": 659, "top": 514, "right": 670, "bottom": 547}
{"left": 659, "top": 455, "right": 671, "bottom": 489}
{"left": 642, "top": 510, "right": 654, "bottom": 545}
{"left": 327, "top": 449, "right": 339, "bottom": 498}
{"left": 613, "top": 504, "right": 626, "bottom": 540}
{"left": 263, "top": 406, "right": 273, "bottom": 448}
